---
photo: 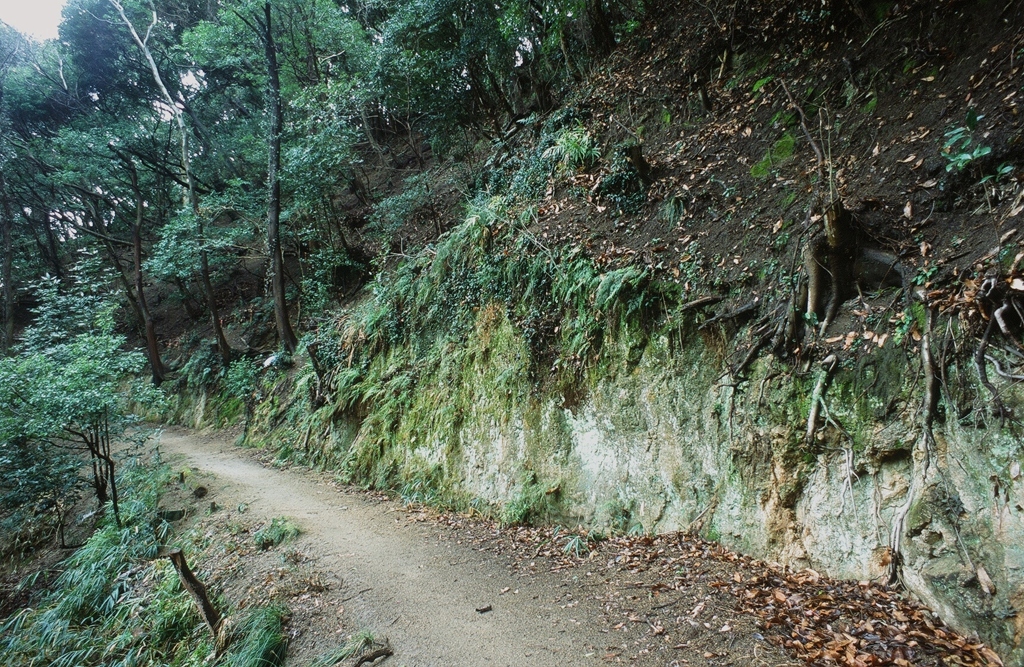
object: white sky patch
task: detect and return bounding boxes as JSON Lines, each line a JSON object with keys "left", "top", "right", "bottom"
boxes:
{"left": 0, "top": 0, "right": 68, "bottom": 41}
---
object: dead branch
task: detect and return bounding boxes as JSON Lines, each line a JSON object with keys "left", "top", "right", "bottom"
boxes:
{"left": 698, "top": 300, "right": 758, "bottom": 331}
{"left": 780, "top": 80, "right": 825, "bottom": 183}
{"left": 157, "top": 547, "right": 222, "bottom": 636}
{"left": 678, "top": 294, "right": 725, "bottom": 312}
{"left": 352, "top": 640, "right": 393, "bottom": 667}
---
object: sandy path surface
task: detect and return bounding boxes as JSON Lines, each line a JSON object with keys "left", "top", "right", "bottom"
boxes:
{"left": 157, "top": 427, "right": 602, "bottom": 667}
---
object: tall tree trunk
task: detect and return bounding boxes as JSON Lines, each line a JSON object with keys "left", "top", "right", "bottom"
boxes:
{"left": 111, "top": 0, "right": 232, "bottom": 368}
{"left": 1, "top": 172, "right": 15, "bottom": 355}
{"left": 116, "top": 151, "right": 167, "bottom": 383}
{"left": 262, "top": 1, "right": 298, "bottom": 354}
{"left": 586, "top": 0, "right": 617, "bottom": 57}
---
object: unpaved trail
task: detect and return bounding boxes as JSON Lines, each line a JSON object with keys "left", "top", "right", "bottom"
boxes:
{"left": 157, "top": 427, "right": 603, "bottom": 667}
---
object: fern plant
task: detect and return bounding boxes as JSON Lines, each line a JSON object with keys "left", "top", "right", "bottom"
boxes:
{"left": 543, "top": 125, "right": 600, "bottom": 171}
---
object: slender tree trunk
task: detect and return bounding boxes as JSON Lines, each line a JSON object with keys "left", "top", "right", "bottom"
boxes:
{"left": 83, "top": 195, "right": 146, "bottom": 334}
{"left": 262, "top": 1, "right": 298, "bottom": 353}
{"left": 102, "top": 413, "right": 120, "bottom": 527}
{"left": 0, "top": 172, "right": 13, "bottom": 355}
{"left": 111, "top": 0, "right": 231, "bottom": 368}
{"left": 42, "top": 209, "right": 63, "bottom": 280}
{"left": 118, "top": 153, "right": 167, "bottom": 383}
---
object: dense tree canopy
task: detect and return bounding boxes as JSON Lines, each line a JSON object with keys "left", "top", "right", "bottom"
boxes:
{"left": 0, "top": 0, "right": 642, "bottom": 540}
{"left": 0, "top": 0, "right": 641, "bottom": 359}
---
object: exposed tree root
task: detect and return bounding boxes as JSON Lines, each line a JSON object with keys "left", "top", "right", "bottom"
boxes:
{"left": 889, "top": 308, "right": 938, "bottom": 586}
{"left": 805, "top": 354, "right": 838, "bottom": 447}
{"left": 815, "top": 395, "right": 859, "bottom": 513}
{"left": 698, "top": 299, "right": 758, "bottom": 331}
{"left": 986, "top": 354, "right": 1024, "bottom": 381}
{"left": 975, "top": 318, "right": 1009, "bottom": 425}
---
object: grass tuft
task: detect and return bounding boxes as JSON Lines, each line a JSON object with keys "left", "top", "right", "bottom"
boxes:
{"left": 253, "top": 517, "right": 302, "bottom": 550}
{"left": 307, "top": 630, "right": 377, "bottom": 667}
{"left": 222, "top": 605, "right": 289, "bottom": 667}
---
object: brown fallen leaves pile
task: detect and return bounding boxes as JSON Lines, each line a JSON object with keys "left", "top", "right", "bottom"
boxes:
{"left": 444, "top": 516, "right": 1005, "bottom": 667}
{"left": 725, "top": 560, "right": 1003, "bottom": 666}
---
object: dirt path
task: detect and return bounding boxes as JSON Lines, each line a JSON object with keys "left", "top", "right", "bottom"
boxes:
{"left": 157, "top": 427, "right": 604, "bottom": 667}
{"left": 155, "top": 428, "right": 998, "bottom": 667}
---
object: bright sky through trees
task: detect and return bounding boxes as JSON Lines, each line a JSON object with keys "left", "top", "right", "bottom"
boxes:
{"left": 0, "top": 0, "right": 66, "bottom": 40}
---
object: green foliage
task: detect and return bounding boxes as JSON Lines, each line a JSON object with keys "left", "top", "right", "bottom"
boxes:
{"left": 751, "top": 133, "right": 796, "bottom": 178}
{"left": 542, "top": 124, "right": 600, "bottom": 171}
{"left": 500, "top": 471, "right": 556, "bottom": 526}
{"left": 300, "top": 246, "right": 362, "bottom": 315}
{"left": 225, "top": 358, "right": 261, "bottom": 400}
{"left": 265, "top": 199, "right": 659, "bottom": 503}
{"left": 222, "top": 605, "right": 288, "bottom": 667}
{"left": 751, "top": 76, "right": 773, "bottom": 94}
{"left": 307, "top": 631, "right": 377, "bottom": 667}
{"left": 658, "top": 195, "right": 688, "bottom": 226}
{"left": 179, "top": 339, "right": 227, "bottom": 389}
{"left": 368, "top": 173, "right": 433, "bottom": 238}
{"left": 0, "top": 438, "right": 81, "bottom": 558}
{"left": 562, "top": 532, "right": 594, "bottom": 557}
{"left": 146, "top": 206, "right": 255, "bottom": 284}
{"left": 941, "top": 110, "right": 995, "bottom": 175}
{"left": 0, "top": 459, "right": 179, "bottom": 667}
{"left": 0, "top": 455, "right": 291, "bottom": 667}
{"left": 598, "top": 147, "right": 647, "bottom": 213}
{"left": 253, "top": 517, "right": 301, "bottom": 550}
{"left": 0, "top": 272, "right": 157, "bottom": 545}
{"left": 912, "top": 265, "right": 938, "bottom": 286}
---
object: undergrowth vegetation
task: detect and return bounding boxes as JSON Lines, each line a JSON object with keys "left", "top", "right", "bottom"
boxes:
{"left": 243, "top": 193, "right": 710, "bottom": 523}
{"left": 0, "top": 454, "right": 289, "bottom": 667}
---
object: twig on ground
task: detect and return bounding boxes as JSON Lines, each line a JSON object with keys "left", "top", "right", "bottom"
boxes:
{"left": 352, "top": 642, "right": 393, "bottom": 667}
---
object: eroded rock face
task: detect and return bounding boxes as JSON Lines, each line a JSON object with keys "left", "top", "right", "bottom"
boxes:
{"left": 415, "top": 325, "right": 1023, "bottom": 664}
{"left": 300, "top": 307, "right": 1021, "bottom": 662}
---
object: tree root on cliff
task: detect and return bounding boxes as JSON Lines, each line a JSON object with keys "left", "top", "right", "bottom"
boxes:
{"left": 804, "top": 354, "right": 838, "bottom": 447}
{"left": 975, "top": 317, "right": 1009, "bottom": 425}
{"left": 889, "top": 308, "right": 938, "bottom": 586}
{"left": 816, "top": 396, "right": 859, "bottom": 514}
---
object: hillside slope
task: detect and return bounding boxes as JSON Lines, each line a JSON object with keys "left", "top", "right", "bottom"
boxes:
{"left": 176, "top": 0, "right": 1024, "bottom": 662}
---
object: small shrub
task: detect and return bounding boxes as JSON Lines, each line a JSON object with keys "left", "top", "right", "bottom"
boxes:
{"left": 542, "top": 125, "right": 599, "bottom": 171}
{"left": 942, "top": 110, "right": 991, "bottom": 174}
{"left": 598, "top": 152, "right": 646, "bottom": 213}
{"left": 224, "top": 359, "right": 260, "bottom": 400}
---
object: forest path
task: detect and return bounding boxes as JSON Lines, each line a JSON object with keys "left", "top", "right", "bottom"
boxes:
{"left": 157, "top": 427, "right": 603, "bottom": 667}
